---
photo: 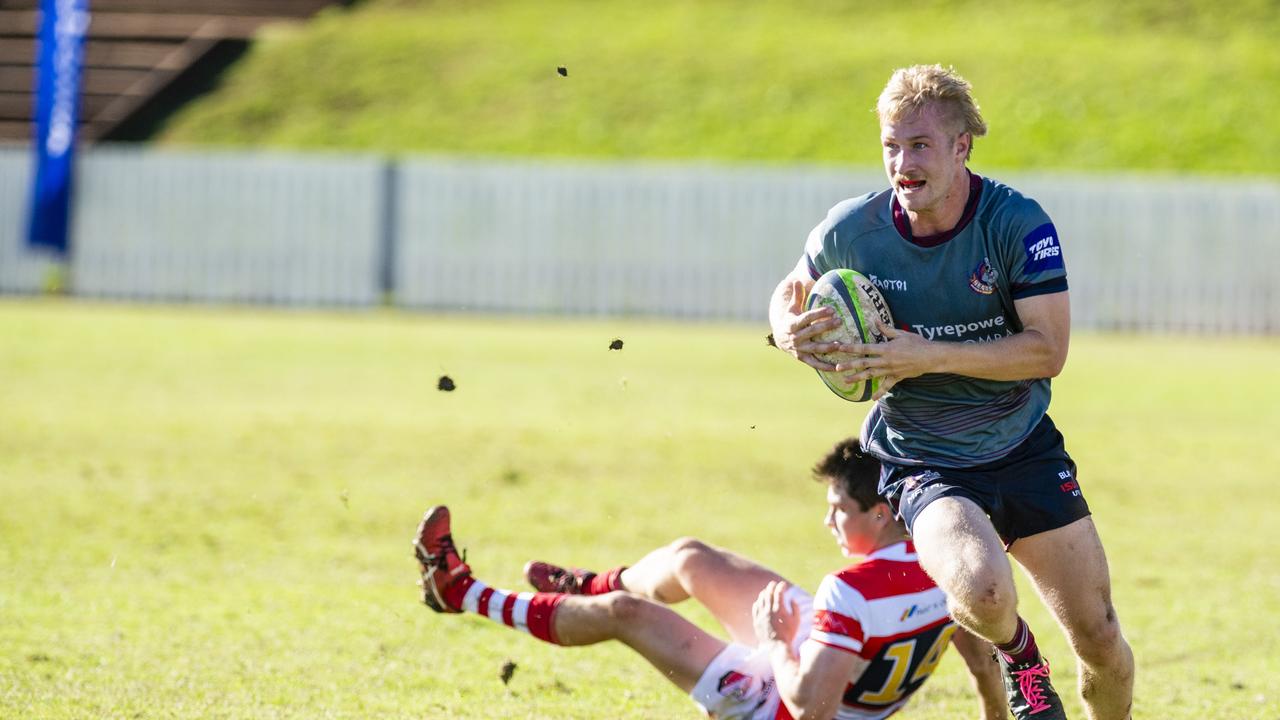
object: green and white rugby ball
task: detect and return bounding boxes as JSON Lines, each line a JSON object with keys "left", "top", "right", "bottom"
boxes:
{"left": 804, "top": 269, "right": 895, "bottom": 402}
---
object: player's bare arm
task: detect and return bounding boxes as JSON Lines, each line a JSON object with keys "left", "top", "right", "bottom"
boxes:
{"left": 768, "top": 270, "right": 843, "bottom": 371}
{"left": 753, "top": 580, "right": 863, "bottom": 720}
{"left": 835, "top": 291, "right": 1071, "bottom": 398}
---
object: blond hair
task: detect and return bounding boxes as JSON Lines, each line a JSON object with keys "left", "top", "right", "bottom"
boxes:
{"left": 876, "top": 65, "right": 987, "bottom": 159}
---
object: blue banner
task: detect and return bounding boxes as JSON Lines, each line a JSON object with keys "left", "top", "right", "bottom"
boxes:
{"left": 26, "top": 0, "right": 90, "bottom": 256}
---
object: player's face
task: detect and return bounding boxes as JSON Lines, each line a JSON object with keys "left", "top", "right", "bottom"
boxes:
{"left": 880, "top": 105, "right": 969, "bottom": 217}
{"left": 824, "top": 484, "right": 882, "bottom": 558}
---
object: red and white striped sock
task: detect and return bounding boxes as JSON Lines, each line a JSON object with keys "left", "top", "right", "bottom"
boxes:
{"left": 455, "top": 578, "right": 566, "bottom": 644}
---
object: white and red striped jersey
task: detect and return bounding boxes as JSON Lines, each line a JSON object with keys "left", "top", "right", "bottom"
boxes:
{"left": 789, "top": 541, "right": 956, "bottom": 720}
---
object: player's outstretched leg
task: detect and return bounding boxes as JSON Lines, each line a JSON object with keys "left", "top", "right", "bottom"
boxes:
{"left": 952, "top": 628, "right": 1010, "bottom": 720}
{"left": 414, "top": 505, "right": 563, "bottom": 641}
{"left": 523, "top": 560, "right": 626, "bottom": 596}
{"left": 911, "top": 497, "right": 1067, "bottom": 720}
{"left": 415, "top": 506, "right": 725, "bottom": 694}
{"left": 527, "top": 537, "right": 785, "bottom": 646}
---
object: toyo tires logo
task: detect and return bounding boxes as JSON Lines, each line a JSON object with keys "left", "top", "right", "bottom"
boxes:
{"left": 1022, "top": 222, "right": 1065, "bottom": 273}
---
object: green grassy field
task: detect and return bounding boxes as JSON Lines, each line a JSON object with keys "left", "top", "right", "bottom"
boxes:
{"left": 158, "top": 0, "right": 1280, "bottom": 176}
{"left": 1, "top": 299, "right": 1278, "bottom": 718}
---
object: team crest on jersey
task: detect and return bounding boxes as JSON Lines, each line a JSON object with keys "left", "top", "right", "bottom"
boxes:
{"left": 717, "top": 670, "right": 754, "bottom": 700}
{"left": 968, "top": 257, "right": 998, "bottom": 295}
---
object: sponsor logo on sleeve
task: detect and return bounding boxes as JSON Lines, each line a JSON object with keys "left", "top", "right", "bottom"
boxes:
{"left": 900, "top": 598, "right": 948, "bottom": 622}
{"left": 967, "top": 257, "right": 999, "bottom": 295}
{"left": 1022, "top": 222, "right": 1064, "bottom": 274}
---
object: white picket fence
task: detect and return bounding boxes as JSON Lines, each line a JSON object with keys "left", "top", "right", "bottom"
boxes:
{"left": 2, "top": 145, "right": 1278, "bottom": 333}
{"left": 1, "top": 147, "right": 385, "bottom": 305}
{"left": 394, "top": 160, "right": 878, "bottom": 320}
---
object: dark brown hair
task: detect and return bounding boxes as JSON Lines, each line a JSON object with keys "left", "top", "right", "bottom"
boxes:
{"left": 812, "top": 438, "right": 885, "bottom": 511}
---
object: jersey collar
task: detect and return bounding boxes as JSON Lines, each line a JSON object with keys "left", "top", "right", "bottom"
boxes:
{"left": 891, "top": 171, "right": 983, "bottom": 248}
{"left": 866, "top": 540, "right": 916, "bottom": 562}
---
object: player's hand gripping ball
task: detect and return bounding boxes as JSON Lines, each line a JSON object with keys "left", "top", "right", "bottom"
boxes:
{"left": 804, "top": 269, "right": 895, "bottom": 402}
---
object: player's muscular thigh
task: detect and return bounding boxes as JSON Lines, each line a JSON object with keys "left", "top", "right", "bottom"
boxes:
{"left": 911, "top": 498, "right": 1016, "bottom": 630}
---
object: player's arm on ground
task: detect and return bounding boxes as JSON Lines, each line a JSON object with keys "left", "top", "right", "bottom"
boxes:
{"left": 836, "top": 291, "right": 1071, "bottom": 397}
{"left": 768, "top": 269, "right": 843, "bottom": 371}
{"left": 950, "top": 627, "right": 1010, "bottom": 720}
{"left": 754, "top": 581, "right": 865, "bottom": 720}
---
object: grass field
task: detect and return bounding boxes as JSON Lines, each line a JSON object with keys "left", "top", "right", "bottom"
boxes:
{"left": 1, "top": 299, "right": 1278, "bottom": 719}
{"left": 159, "top": 0, "right": 1280, "bottom": 176}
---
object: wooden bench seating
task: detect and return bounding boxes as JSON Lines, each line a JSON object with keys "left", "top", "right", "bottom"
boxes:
{"left": 0, "top": 0, "right": 346, "bottom": 143}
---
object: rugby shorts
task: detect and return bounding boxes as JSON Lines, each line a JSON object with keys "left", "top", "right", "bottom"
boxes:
{"left": 877, "top": 414, "right": 1091, "bottom": 546}
{"left": 690, "top": 586, "right": 812, "bottom": 720}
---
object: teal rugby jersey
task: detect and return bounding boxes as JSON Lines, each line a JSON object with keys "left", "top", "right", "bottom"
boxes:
{"left": 797, "top": 173, "right": 1068, "bottom": 468}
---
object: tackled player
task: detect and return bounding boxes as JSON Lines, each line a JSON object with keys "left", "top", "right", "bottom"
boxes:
{"left": 413, "top": 439, "right": 1007, "bottom": 720}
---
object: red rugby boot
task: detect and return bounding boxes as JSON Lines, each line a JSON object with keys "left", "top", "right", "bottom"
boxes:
{"left": 413, "top": 506, "right": 471, "bottom": 613}
{"left": 523, "top": 561, "right": 597, "bottom": 594}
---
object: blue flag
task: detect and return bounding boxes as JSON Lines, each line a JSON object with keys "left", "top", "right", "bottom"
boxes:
{"left": 26, "top": 0, "right": 90, "bottom": 256}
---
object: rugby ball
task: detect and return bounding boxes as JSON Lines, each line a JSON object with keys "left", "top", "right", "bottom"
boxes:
{"left": 804, "top": 269, "right": 895, "bottom": 402}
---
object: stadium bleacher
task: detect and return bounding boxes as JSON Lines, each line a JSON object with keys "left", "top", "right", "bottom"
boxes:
{"left": 0, "top": 0, "right": 348, "bottom": 144}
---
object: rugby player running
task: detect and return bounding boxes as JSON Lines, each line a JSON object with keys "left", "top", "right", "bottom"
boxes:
{"left": 769, "top": 65, "right": 1134, "bottom": 720}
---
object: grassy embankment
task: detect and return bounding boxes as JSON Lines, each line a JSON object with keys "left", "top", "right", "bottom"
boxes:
{"left": 160, "top": 0, "right": 1280, "bottom": 176}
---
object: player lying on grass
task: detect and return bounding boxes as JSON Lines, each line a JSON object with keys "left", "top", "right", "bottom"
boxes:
{"left": 413, "top": 438, "right": 1008, "bottom": 719}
